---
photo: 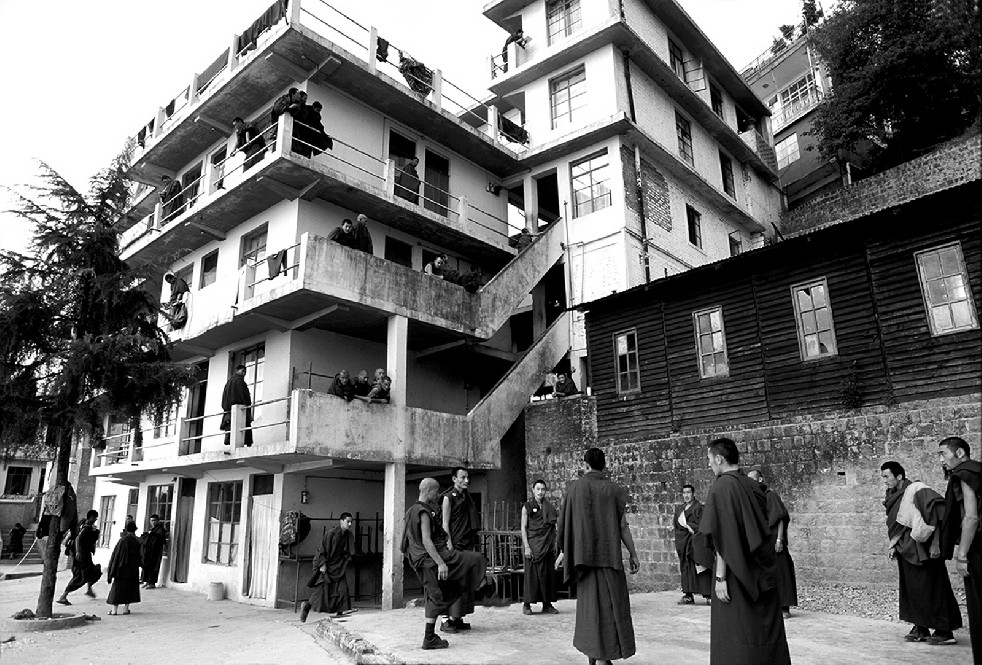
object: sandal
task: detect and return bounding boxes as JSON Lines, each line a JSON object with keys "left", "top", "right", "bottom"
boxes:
{"left": 108, "top": 611, "right": 117, "bottom": 616}
{"left": 677, "top": 595, "right": 694, "bottom": 605}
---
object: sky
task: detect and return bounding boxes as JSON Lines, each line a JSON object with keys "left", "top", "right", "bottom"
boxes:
{"left": 0, "top": 0, "right": 812, "bottom": 255}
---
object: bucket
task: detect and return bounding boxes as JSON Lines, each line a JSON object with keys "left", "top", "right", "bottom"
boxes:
{"left": 206, "top": 582, "right": 226, "bottom": 601}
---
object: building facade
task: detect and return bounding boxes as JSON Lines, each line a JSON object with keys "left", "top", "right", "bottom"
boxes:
{"left": 88, "top": 0, "right": 784, "bottom": 609}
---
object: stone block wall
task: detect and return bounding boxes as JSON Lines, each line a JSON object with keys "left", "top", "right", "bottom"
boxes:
{"left": 525, "top": 393, "right": 981, "bottom": 593}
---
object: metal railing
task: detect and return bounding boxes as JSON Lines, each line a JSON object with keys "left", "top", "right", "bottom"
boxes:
{"left": 771, "top": 87, "right": 824, "bottom": 133}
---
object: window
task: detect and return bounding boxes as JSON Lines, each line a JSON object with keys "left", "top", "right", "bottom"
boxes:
{"left": 550, "top": 67, "right": 587, "bottom": 130}
{"left": 792, "top": 278, "right": 838, "bottom": 360}
{"left": 3, "top": 467, "right": 31, "bottom": 495}
{"left": 676, "top": 112, "right": 693, "bottom": 166}
{"left": 686, "top": 205, "right": 702, "bottom": 248}
{"left": 693, "top": 307, "right": 729, "bottom": 378}
{"left": 205, "top": 481, "right": 243, "bottom": 565}
{"left": 423, "top": 149, "right": 450, "bottom": 217}
{"left": 232, "top": 343, "right": 265, "bottom": 402}
{"left": 200, "top": 250, "right": 219, "bottom": 288}
{"left": 729, "top": 234, "right": 743, "bottom": 257}
{"left": 546, "top": 0, "right": 582, "bottom": 45}
{"left": 153, "top": 402, "right": 180, "bottom": 438}
{"left": 146, "top": 484, "right": 174, "bottom": 538}
{"left": 614, "top": 330, "right": 640, "bottom": 394}
{"left": 127, "top": 488, "right": 139, "bottom": 525}
{"left": 209, "top": 146, "right": 227, "bottom": 193}
{"left": 240, "top": 225, "right": 268, "bottom": 267}
{"left": 384, "top": 236, "right": 413, "bottom": 268}
{"left": 182, "top": 162, "right": 203, "bottom": 211}
{"left": 719, "top": 151, "right": 735, "bottom": 198}
{"left": 775, "top": 134, "right": 800, "bottom": 169}
{"left": 669, "top": 39, "right": 686, "bottom": 82}
{"left": 98, "top": 496, "right": 116, "bottom": 548}
{"left": 916, "top": 243, "right": 978, "bottom": 335}
{"left": 710, "top": 83, "right": 724, "bottom": 119}
{"left": 252, "top": 474, "right": 274, "bottom": 496}
{"left": 571, "top": 151, "right": 612, "bottom": 218}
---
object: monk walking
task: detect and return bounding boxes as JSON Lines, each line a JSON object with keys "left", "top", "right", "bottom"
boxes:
{"left": 300, "top": 513, "right": 356, "bottom": 622}
{"left": 521, "top": 479, "right": 559, "bottom": 615}
{"left": 440, "top": 467, "right": 481, "bottom": 633}
{"left": 557, "top": 447, "right": 639, "bottom": 664}
{"left": 748, "top": 470, "right": 799, "bottom": 619}
{"left": 674, "top": 483, "right": 711, "bottom": 605}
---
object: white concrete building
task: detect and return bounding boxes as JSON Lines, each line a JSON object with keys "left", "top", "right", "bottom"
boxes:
{"left": 89, "top": 0, "right": 782, "bottom": 611}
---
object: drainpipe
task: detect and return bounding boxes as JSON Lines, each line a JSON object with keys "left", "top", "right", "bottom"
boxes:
{"left": 633, "top": 145, "right": 651, "bottom": 283}
{"left": 622, "top": 50, "right": 636, "bottom": 122}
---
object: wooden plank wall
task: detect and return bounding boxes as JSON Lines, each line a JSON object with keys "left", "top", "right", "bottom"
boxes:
{"left": 586, "top": 182, "right": 981, "bottom": 442}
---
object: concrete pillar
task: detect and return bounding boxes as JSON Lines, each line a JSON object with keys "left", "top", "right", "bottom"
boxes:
{"left": 522, "top": 173, "right": 540, "bottom": 232}
{"left": 532, "top": 281, "right": 548, "bottom": 338}
{"left": 369, "top": 27, "right": 379, "bottom": 74}
{"left": 382, "top": 314, "right": 408, "bottom": 610}
{"left": 230, "top": 404, "right": 246, "bottom": 449}
{"left": 228, "top": 34, "right": 240, "bottom": 73}
{"left": 188, "top": 72, "right": 200, "bottom": 105}
{"left": 432, "top": 69, "right": 442, "bottom": 110}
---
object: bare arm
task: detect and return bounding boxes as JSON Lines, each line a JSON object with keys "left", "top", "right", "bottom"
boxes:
{"left": 775, "top": 521, "right": 786, "bottom": 553}
{"left": 521, "top": 505, "right": 531, "bottom": 557}
{"left": 419, "top": 512, "right": 448, "bottom": 580}
{"left": 442, "top": 496, "right": 453, "bottom": 551}
{"left": 619, "top": 513, "right": 640, "bottom": 574}
{"left": 715, "top": 552, "right": 730, "bottom": 603}
{"left": 956, "top": 479, "right": 979, "bottom": 575}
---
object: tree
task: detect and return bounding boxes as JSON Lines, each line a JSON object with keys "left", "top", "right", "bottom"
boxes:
{"left": 810, "top": 0, "right": 980, "bottom": 172}
{"left": 803, "top": 0, "right": 823, "bottom": 29}
{"left": 0, "top": 148, "right": 196, "bottom": 618}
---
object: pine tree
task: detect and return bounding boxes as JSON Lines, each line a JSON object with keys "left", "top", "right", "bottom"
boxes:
{"left": 0, "top": 147, "right": 196, "bottom": 618}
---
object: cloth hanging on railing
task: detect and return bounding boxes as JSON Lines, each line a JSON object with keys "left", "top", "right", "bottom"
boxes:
{"left": 398, "top": 51, "right": 433, "bottom": 97}
{"left": 376, "top": 37, "right": 390, "bottom": 63}
{"left": 266, "top": 249, "right": 289, "bottom": 280}
{"left": 499, "top": 113, "right": 530, "bottom": 145}
{"left": 237, "top": 0, "right": 288, "bottom": 54}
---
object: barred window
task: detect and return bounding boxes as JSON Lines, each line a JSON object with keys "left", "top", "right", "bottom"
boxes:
{"left": 693, "top": 307, "right": 729, "bottom": 378}
{"left": 550, "top": 67, "right": 587, "bottom": 129}
{"left": 915, "top": 243, "right": 978, "bottom": 335}
{"left": 571, "top": 151, "right": 611, "bottom": 218}
{"left": 205, "top": 481, "right": 243, "bottom": 565}
{"left": 686, "top": 205, "right": 702, "bottom": 248}
{"left": 791, "top": 278, "right": 838, "bottom": 360}
{"left": 614, "top": 329, "right": 640, "bottom": 394}
{"left": 676, "top": 112, "right": 693, "bottom": 166}
{"left": 547, "top": 0, "right": 582, "bottom": 45}
{"left": 669, "top": 39, "right": 686, "bottom": 82}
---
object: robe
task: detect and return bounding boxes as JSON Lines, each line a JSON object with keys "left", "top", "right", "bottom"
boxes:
{"left": 140, "top": 524, "right": 168, "bottom": 585}
{"left": 762, "top": 487, "right": 798, "bottom": 608}
{"left": 701, "top": 470, "right": 790, "bottom": 665}
{"left": 235, "top": 123, "right": 267, "bottom": 171}
{"left": 402, "top": 501, "right": 486, "bottom": 619}
{"left": 107, "top": 533, "right": 142, "bottom": 606}
{"left": 308, "top": 525, "right": 355, "bottom": 614}
{"left": 395, "top": 164, "right": 420, "bottom": 203}
{"left": 884, "top": 478, "right": 961, "bottom": 632}
{"left": 674, "top": 501, "right": 711, "bottom": 597}
{"left": 220, "top": 375, "right": 253, "bottom": 446}
{"left": 326, "top": 375, "right": 356, "bottom": 401}
{"left": 941, "top": 459, "right": 982, "bottom": 663}
{"left": 441, "top": 487, "right": 480, "bottom": 617}
{"left": 327, "top": 226, "right": 361, "bottom": 251}
{"left": 558, "top": 470, "right": 636, "bottom": 661}
{"left": 523, "top": 498, "right": 558, "bottom": 604}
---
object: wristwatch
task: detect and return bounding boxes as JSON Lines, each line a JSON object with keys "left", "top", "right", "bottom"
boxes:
{"left": 715, "top": 576, "right": 726, "bottom": 582}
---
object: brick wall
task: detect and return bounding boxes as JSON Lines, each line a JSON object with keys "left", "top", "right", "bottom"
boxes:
{"left": 782, "top": 132, "right": 981, "bottom": 236}
{"left": 621, "top": 146, "right": 673, "bottom": 235}
{"left": 525, "top": 393, "right": 981, "bottom": 593}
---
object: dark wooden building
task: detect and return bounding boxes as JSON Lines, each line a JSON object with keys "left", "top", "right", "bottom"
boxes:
{"left": 583, "top": 181, "right": 981, "bottom": 443}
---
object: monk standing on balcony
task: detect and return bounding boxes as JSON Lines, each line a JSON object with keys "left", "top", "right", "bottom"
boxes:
{"left": 221, "top": 364, "right": 253, "bottom": 447}
{"left": 395, "top": 157, "right": 421, "bottom": 204}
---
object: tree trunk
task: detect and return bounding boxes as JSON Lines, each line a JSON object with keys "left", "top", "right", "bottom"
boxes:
{"left": 35, "top": 426, "right": 74, "bottom": 618}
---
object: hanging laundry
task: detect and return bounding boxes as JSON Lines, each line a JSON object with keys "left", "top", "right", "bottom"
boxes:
{"left": 499, "top": 113, "right": 530, "bottom": 145}
{"left": 237, "top": 0, "right": 288, "bottom": 55}
{"left": 376, "top": 37, "right": 390, "bottom": 63}
{"left": 398, "top": 52, "right": 433, "bottom": 97}
{"left": 266, "top": 249, "right": 289, "bottom": 280}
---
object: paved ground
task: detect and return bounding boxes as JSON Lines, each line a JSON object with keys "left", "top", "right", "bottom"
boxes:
{"left": 0, "top": 566, "right": 973, "bottom": 664}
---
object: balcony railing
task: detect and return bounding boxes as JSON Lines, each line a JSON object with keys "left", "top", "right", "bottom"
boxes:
{"left": 771, "top": 87, "right": 824, "bottom": 134}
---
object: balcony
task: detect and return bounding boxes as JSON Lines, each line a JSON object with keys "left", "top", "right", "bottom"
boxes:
{"left": 127, "top": 0, "right": 526, "bottom": 187}
{"left": 771, "top": 88, "right": 824, "bottom": 134}
{"left": 121, "top": 113, "right": 516, "bottom": 269}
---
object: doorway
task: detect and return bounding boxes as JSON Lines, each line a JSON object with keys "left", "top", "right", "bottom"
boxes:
{"left": 171, "top": 478, "right": 196, "bottom": 584}
{"left": 423, "top": 149, "right": 450, "bottom": 217}
{"left": 182, "top": 362, "right": 208, "bottom": 455}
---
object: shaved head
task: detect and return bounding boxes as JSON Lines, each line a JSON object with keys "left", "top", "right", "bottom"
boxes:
{"left": 419, "top": 477, "right": 440, "bottom": 503}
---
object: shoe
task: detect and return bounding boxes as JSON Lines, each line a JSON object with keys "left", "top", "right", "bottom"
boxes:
{"left": 677, "top": 595, "right": 694, "bottom": 605}
{"left": 440, "top": 620, "right": 458, "bottom": 633}
{"left": 84, "top": 589, "right": 96, "bottom": 598}
{"left": 541, "top": 605, "right": 559, "bottom": 614}
{"left": 56, "top": 598, "right": 71, "bottom": 606}
{"left": 422, "top": 634, "right": 449, "bottom": 650}
{"left": 146, "top": 583, "right": 156, "bottom": 589}
{"left": 783, "top": 611, "right": 792, "bottom": 620}
{"left": 928, "top": 632, "right": 956, "bottom": 646}
{"left": 904, "top": 626, "right": 929, "bottom": 643}
{"left": 299, "top": 601, "right": 311, "bottom": 623}
{"left": 522, "top": 605, "right": 533, "bottom": 615}
{"left": 453, "top": 619, "right": 471, "bottom": 631}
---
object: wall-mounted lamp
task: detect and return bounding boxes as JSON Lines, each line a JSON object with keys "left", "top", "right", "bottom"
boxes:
{"left": 487, "top": 183, "right": 502, "bottom": 195}
{"left": 300, "top": 488, "right": 310, "bottom": 504}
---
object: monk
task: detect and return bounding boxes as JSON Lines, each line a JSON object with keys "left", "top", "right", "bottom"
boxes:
{"left": 879, "top": 460, "right": 960, "bottom": 644}
{"left": 747, "top": 470, "right": 799, "bottom": 619}
{"left": 300, "top": 513, "right": 356, "bottom": 622}
{"left": 938, "top": 436, "right": 981, "bottom": 656}
{"left": 674, "top": 483, "right": 711, "bottom": 605}
{"left": 220, "top": 365, "right": 253, "bottom": 446}
{"left": 402, "top": 478, "right": 487, "bottom": 651}
{"left": 558, "top": 447, "right": 639, "bottom": 664}
{"left": 440, "top": 467, "right": 481, "bottom": 632}
{"left": 140, "top": 514, "right": 168, "bottom": 589}
{"left": 701, "top": 438, "right": 790, "bottom": 665}
{"left": 521, "top": 479, "right": 559, "bottom": 615}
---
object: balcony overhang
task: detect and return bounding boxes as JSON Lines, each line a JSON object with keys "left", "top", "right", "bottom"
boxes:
{"left": 482, "top": 0, "right": 531, "bottom": 28}
{"left": 517, "top": 113, "right": 634, "bottom": 172}
{"left": 122, "top": 145, "right": 515, "bottom": 268}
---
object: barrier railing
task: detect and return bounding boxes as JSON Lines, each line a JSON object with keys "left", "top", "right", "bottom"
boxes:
{"left": 771, "top": 87, "right": 823, "bottom": 133}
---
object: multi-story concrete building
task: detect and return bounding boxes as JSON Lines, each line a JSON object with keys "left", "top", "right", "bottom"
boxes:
{"left": 88, "top": 0, "right": 782, "bottom": 610}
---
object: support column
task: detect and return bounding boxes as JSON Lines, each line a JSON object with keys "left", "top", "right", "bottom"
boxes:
{"left": 522, "top": 173, "right": 539, "bottom": 232}
{"left": 382, "top": 314, "right": 408, "bottom": 610}
{"left": 531, "top": 281, "right": 548, "bottom": 338}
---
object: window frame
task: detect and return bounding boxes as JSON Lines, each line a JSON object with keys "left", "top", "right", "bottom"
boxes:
{"left": 686, "top": 205, "right": 702, "bottom": 249}
{"left": 3, "top": 466, "right": 32, "bottom": 496}
{"left": 200, "top": 249, "right": 219, "bottom": 288}
{"left": 669, "top": 39, "right": 686, "bottom": 82}
{"left": 692, "top": 306, "right": 730, "bottom": 379}
{"left": 915, "top": 242, "right": 979, "bottom": 336}
{"left": 231, "top": 343, "right": 265, "bottom": 403}
{"left": 204, "top": 481, "right": 243, "bottom": 566}
{"left": 775, "top": 133, "right": 800, "bottom": 169}
{"left": 549, "top": 66, "right": 587, "bottom": 130}
{"left": 146, "top": 484, "right": 174, "bottom": 537}
{"left": 240, "top": 224, "right": 268, "bottom": 268}
{"left": 675, "top": 111, "right": 694, "bottom": 166}
{"left": 98, "top": 495, "right": 116, "bottom": 548}
{"left": 613, "top": 329, "right": 641, "bottom": 395}
{"left": 719, "top": 151, "right": 736, "bottom": 198}
{"left": 729, "top": 234, "right": 743, "bottom": 257}
{"left": 791, "top": 277, "right": 839, "bottom": 361}
{"left": 546, "top": 0, "right": 583, "bottom": 45}
{"left": 570, "top": 150, "right": 612, "bottom": 218}
{"left": 710, "top": 83, "right": 724, "bottom": 119}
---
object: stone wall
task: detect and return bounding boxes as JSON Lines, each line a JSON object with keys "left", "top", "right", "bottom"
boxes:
{"left": 782, "top": 132, "right": 981, "bottom": 236}
{"left": 525, "top": 393, "right": 981, "bottom": 593}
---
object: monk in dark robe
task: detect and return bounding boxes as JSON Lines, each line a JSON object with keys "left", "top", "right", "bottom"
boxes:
{"left": 220, "top": 364, "right": 253, "bottom": 446}
{"left": 701, "top": 438, "right": 790, "bottom": 665}
{"left": 558, "top": 447, "right": 639, "bottom": 664}
{"left": 521, "top": 479, "right": 559, "bottom": 615}
{"left": 674, "top": 483, "right": 711, "bottom": 604}
{"left": 140, "top": 513, "right": 168, "bottom": 588}
{"left": 440, "top": 467, "right": 481, "bottom": 632}
{"left": 938, "top": 436, "right": 981, "bottom": 655}
{"left": 159, "top": 175, "right": 184, "bottom": 222}
{"left": 879, "top": 460, "right": 960, "bottom": 644}
{"left": 402, "top": 477, "right": 487, "bottom": 651}
{"left": 300, "top": 513, "right": 356, "bottom": 622}
{"left": 328, "top": 219, "right": 361, "bottom": 251}
{"left": 326, "top": 369, "right": 356, "bottom": 402}
{"left": 107, "top": 522, "right": 142, "bottom": 615}
{"left": 232, "top": 116, "right": 267, "bottom": 172}
{"left": 395, "top": 157, "right": 421, "bottom": 204}
{"left": 748, "top": 470, "right": 799, "bottom": 618}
